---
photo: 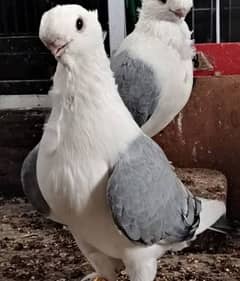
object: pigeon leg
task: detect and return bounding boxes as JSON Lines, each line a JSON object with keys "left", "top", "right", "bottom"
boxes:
{"left": 72, "top": 234, "right": 123, "bottom": 281}
{"left": 125, "top": 258, "right": 157, "bottom": 281}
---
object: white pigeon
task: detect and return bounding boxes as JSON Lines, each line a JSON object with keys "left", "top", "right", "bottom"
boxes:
{"left": 21, "top": 0, "right": 194, "bottom": 179}
{"left": 22, "top": 5, "right": 225, "bottom": 281}
{"left": 111, "top": 0, "right": 195, "bottom": 137}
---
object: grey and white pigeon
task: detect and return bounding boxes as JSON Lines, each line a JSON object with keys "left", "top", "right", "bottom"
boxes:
{"left": 22, "top": 5, "right": 225, "bottom": 281}
{"left": 111, "top": 0, "right": 194, "bottom": 137}
{"left": 22, "top": 0, "right": 195, "bottom": 188}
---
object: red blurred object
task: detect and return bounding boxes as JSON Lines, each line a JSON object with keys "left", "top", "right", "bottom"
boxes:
{"left": 194, "top": 43, "right": 240, "bottom": 77}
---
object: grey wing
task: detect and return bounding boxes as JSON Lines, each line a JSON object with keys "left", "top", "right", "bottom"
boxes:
{"left": 21, "top": 144, "right": 50, "bottom": 216}
{"left": 111, "top": 51, "right": 160, "bottom": 127}
{"left": 107, "top": 135, "right": 201, "bottom": 245}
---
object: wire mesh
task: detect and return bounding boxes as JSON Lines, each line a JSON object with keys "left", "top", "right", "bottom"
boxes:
{"left": 190, "top": 0, "right": 240, "bottom": 43}
{"left": 0, "top": 0, "right": 240, "bottom": 95}
{"left": 0, "top": 0, "right": 107, "bottom": 36}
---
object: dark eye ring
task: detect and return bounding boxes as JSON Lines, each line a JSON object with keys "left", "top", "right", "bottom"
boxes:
{"left": 160, "top": 0, "right": 167, "bottom": 3}
{"left": 76, "top": 17, "right": 84, "bottom": 31}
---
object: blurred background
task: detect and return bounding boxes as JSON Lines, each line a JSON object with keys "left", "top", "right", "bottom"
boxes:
{"left": 126, "top": 0, "right": 240, "bottom": 42}
{"left": 0, "top": 0, "right": 239, "bottom": 96}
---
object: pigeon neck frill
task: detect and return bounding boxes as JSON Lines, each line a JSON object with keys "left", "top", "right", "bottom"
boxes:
{"left": 51, "top": 49, "right": 117, "bottom": 105}
{"left": 44, "top": 46, "right": 141, "bottom": 162}
{"left": 139, "top": 0, "right": 185, "bottom": 23}
{"left": 135, "top": 18, "right": 195, "bottom": 61}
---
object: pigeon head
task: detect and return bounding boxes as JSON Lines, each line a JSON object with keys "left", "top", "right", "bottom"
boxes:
{"left": 39, "top": 5, "right": 103, "bottom": 62}
{"left": 142, "top": 0, "right": 193, "bottom": 22}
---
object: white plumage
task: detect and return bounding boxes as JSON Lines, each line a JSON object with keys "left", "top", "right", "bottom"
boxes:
{"left": 30, "top": 5, "right": 226, "bottom": 281}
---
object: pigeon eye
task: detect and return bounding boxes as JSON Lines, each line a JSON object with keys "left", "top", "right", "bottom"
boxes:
{"left": 76, "top": 17, "right": 84, "bottom": 31}
{"left": 160, "top": 0, "right": 167, "bottom": 3}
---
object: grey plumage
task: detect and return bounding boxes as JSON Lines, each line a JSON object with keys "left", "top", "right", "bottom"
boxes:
{"left": 111, "top": 51, "right": 160, "bottom": 127}
{"left": 21, "top": 145, "right": 50, "bottom": 216}
{"left": 107, "top": 135, "right": 201, "bottom": 245}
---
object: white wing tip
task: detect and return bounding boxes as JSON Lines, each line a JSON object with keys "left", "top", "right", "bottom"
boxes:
{"left": 196, "top": 198, "right": 226, "bottom": 236}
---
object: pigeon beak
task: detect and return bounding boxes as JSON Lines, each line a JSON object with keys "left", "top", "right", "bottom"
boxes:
{"left": 170, "top": 8, "right": 187, "bottom": 19}
{"left": 44, "top": 39, "right": 69, "bottom": 58}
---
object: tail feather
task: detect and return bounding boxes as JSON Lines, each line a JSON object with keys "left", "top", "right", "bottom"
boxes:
{"left": 195, "top": 197, "right": 226, "bottom": 236}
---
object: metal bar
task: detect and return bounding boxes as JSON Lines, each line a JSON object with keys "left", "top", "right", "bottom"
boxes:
{"left": 191, "top": 5, "right": 195, "bottom": 37}
{"left": 229, "top": 0, "right": 232, "bottom": 41}
{"left": 193, "top": 8, "right": 218, "bottom": 12}
{"left": 210, "top": 0, "right": 214, "bottom": 42}
{"left": 216, "top": 0, "right": 221, "bottom": 43}
{"left": 107, "top": 0, "right": 126, "bottom": 56}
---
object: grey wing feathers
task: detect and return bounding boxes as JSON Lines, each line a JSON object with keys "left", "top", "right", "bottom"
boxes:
{"left": 107, "top": 135, "right": 201, "bottom": 245}
{"left": 21, "top": 144, "right": 50, "bottom": 216}
{"left": 111, "top": 50, "right": 160, "bottom": 127}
